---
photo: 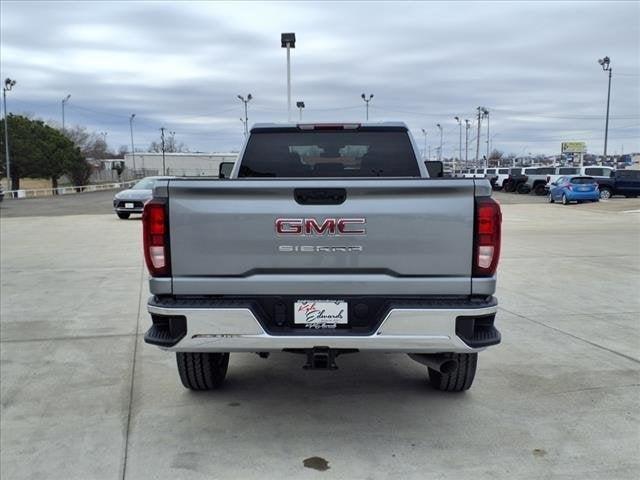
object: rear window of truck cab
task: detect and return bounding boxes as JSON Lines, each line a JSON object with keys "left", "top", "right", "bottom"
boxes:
{"left": 238, "top": 128, "right": 420, "bottom": 178}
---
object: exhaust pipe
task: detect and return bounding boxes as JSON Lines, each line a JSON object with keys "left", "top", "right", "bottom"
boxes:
{"left": 408, "top": 354, "right": 458, "bottom": 374}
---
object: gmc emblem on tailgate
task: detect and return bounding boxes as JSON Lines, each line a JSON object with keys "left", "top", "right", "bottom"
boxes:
{"left": 275, "top": 218, "right": 366, "bottom": 235}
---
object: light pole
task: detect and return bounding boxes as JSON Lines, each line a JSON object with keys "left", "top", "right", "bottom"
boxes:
{"left": 361, "top": 93, "right": 373, "bottom": 121}
{"left": 237, "top": 94, "right": 252, "bottom": 138}
{"left": 100, "top": 131, "right": 107, "bottom": 143}
{"left": 483, "top": 108, "right": 490, "bottom": 164}
{"left": 61, "top": 94, "right": 71, "bottom": 133}
{"left": 160, "top": 127, "right": 166, "bottom": 175}
{"left": 296, "top": 101, "right": 305, "bottom": 121}
{"left": 454, "top": 116, "right": 462, "bottom": 172}
{"left": 436, "top": 123, "right": 443, "bottom": 161}
{"left": 281, "top": 33, "right": 296, "bottom": 122}
{"left": 475, "top": 107, "right": 484, "bottom": 166}
{"left": 598, "top": 56, "right": 612, "bottom": 164}
{"left": 464, "top": 119, "right": 470, "bottom": 166}
{"left": 3, "top": 78, "right": 16, "bottom": 191}
{"left": 421, "top": 128, "right": 427, "bottom": 160}
{"left": 129, "top": 114, "right": 136, "bottom": 173}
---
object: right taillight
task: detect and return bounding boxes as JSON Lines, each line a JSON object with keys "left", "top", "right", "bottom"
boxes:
{"left": 143, "top": 200, "right": 170, "bottom": 277}
{"left": 473, "top": 197, "right": 502, "bottom": 277}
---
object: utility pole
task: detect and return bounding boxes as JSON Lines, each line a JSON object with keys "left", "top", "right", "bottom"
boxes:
{"left": 484, "top": 109, "right": 490, "bottom": 164}
{"left": 475, "top": 107, "right": 483, "bottom": 166}
{"left": 598, "top": 56, "right": 612, "bottom": 164}
{"left": 454, "top": 117, "right": 462, "bottom": 172}
{"left": 237, "top": 94, "right": 252, "bottom": 137}
{"left": 361, "top": 93, "right": 373, "bottom": 121}
{"left": 281, "top": 33, "right": 296, "bottom": 122}
{"left": 129, "top": 114, "right": 136, "bottom": 173}
{"left": 421, "top": 128, "right": 427, "bottom": 160}
{"left": 436, "top": 123, "right": 443, "bottom": 162}
{"left": 464, "top": 119, "right": 470, "bottom": 166}
{"left": 61, "top": 94, "right": 71, "bottom": 133}
{"left": 3, "top": 78, "right": 16, "bottom": 192}
{"left": 160, "top": 127, "right": 166, "bottom": 175}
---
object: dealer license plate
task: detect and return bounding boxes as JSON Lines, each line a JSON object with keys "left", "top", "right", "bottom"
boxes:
{"left": 125, "top": 202, "right": 134, "bottom": 209}
{"left": 294, "top": 300, "right": 348, "bottom": 325}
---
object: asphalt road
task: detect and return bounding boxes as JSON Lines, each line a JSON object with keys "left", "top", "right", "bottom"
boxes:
{"left": 1, "top": 192, "right": 639, "bottom": 479}
{"left": 0, "top": 188, "right": 125, "bottom": 218}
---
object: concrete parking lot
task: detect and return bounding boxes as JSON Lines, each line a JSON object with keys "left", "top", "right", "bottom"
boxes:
{"left": 1, "top": 191, "right": 639, "bottom": 479}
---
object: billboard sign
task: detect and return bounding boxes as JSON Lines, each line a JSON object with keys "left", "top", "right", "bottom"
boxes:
{"left": 561, "top": 142, "right": 586, "bottom": 153}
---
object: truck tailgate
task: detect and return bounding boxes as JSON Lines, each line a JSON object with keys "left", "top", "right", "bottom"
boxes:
{"left": 167, "top": 179, "right": 476, "bottom": 295}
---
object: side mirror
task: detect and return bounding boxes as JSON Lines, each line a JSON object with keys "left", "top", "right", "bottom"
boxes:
{"left": 424, "top": 161, "right": 444, "bottom": 178}
{"left": 219, "top": 162, "right": 234, "bottom": 179}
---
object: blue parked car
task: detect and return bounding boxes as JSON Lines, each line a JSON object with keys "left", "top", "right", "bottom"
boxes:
{"left": 548, "top": 176, "right": 600, "bottom": 205}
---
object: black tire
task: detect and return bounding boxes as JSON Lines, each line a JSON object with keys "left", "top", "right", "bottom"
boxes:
{"left": 534, "top": 184, "right": 547, "bottom": 196}
{"left": 176, "top": 352, "right": 229, "bottom": 390}
{"left": 503, "top": 181, "right": 516, "bottom": 193}
{"left": 117, "top": 212, "right": 130, "bottom": 219}
{"left": 517, "top": 184, "right": 531, "bottom": 194}
{"left": 428, "top": 353, "right": 478, "bottom": 392}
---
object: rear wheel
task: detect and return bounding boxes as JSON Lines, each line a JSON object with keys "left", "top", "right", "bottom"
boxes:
{"left": 176, "top": 352, "right": 229, "bottom": 390}
{"left": 517, "top": 184, "right": 531, "bottom": 194}
{"left": 428, "top": 353, "right": 478, "bottom": 392}
{"left": 562, "top": 194, "right": 569, "bottom": 205}
{"left": 503, "top": 181, "right": 516, "bottom": 192}
{"left": 117, "top": 212, "right": 130, "bottom": 219}
{"left": 599, "top": 187, "right": 612, "bottom": 200}
{"left": 534, "top": 184, "right": 547, "bottom": 196}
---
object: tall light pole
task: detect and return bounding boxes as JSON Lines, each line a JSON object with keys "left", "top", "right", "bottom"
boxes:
{"left": 3, "top": 78, "right": 16, "bottom": 191}
{"left": 464, "top": 119, "right": 470, "bottom": 166}
{"left": 100, "top": 131, "right": 108, "bottom": 143}
{"left": 454, "top": 116, "right": 462, "bottom": 171}
{"left": 296, "top": 101, "right": 305, "bottom": 121}
{"left": 237, "top": 94, "right": 252, "bottom": 138}
{"left": 598, "top": 56, "right": 612, "bottom": 164}
{"left": 436, "top": 123, "right": 443, "bottom": 161}
{"left": 281, "top": 33, "right": 296, "bottom": 122}
{"left": 475, "top": 107, "right": 484, "bottom": 166}
{"left": 129, "top": 114, "right": 136, "bottom": 173}
{"left": 160, "top": 127, "right": 166, "bottom": 175}
{"left": 361, "top": 93, "right": 373, "bottom": 121}
{"left": 421, "top": 128, "right": 427, "bottom": 160}
{"left": 61, "top": 94, "right": 71, "bottom": 133}
{"left": 483, "top": 108, "right": 490, "bottom": 164}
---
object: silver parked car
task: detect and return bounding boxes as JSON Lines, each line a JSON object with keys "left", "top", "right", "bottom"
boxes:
{"left": 113, "top": 176, "right": 172, "bottom": 219}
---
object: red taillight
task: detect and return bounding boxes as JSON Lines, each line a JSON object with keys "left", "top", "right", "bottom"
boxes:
{"left": 143, "top": 200, "right": 170, "bottom": 277}
{"left": 473, "top": 197, "right": 502, "bottom": 277}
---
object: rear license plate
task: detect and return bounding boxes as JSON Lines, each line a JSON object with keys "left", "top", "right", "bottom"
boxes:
{"left": 294, "top": 300, "right": 348, "bottom": 325}
{"left": 125, "top": 202, "right": 134, "bottom": 209}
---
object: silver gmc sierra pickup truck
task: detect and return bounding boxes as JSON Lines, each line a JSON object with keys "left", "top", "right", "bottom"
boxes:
{"left": 143, "top": 122, "right": 502, "bottom": 392}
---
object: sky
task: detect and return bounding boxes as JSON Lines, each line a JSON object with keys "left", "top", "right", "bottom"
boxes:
{"left": 1, "top": 0, "right": 639, "bottom": 157}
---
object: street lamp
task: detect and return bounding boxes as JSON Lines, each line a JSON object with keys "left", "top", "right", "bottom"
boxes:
{"left": 100, "top": 131, "right": 108, "bottom": 143}
{"left": 62, "top": 94, "right": 71, "bottom": 133}
{"left": 482, "top": 108, "right": 490, "bottom": 164}
{"left": 421, "top": 128, "right": 427, "bottom": 160}
{"left": 598, "top": 56, "right": 612, "bottom": 164}
{"left": 464, "top": 119, "right": 470, "bottom": 166}
{"left": 129, "top": 114, "right": 136, "bottom": 173}
{"left": 436, "top": 123, "right": 443, "bottom": 161}
{"left": 160, "top": 127, "right": 166, "bottom": 175}
{"left": 3, "top": 78, "right": 16, "bottom": 192}
{"left": 454, "top": 116, "right": 462, "bottom": 172}
{"left": 237, "top": 94, "right": 252, "bottom": 138}
{"left": 361, "top": 93, "right": 374, "bottom": 121}
{"left": 296, "top": 101, "right": 305, "bottom": 121}
{"left": 281, "top": 33, "right": 296, "bottom": 122}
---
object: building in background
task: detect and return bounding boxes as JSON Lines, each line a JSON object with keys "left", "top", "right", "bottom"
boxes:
{"left": 122, "top": 152, "right": 238, "bottom": 177}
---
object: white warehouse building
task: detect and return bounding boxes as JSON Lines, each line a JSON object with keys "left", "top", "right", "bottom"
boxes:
{"left": 123, "top": 152, "right": 238, "bottom": 177}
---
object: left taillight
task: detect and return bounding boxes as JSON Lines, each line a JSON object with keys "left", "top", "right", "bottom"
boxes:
{"left": 143, "top": 199, "right": 170, "bottom": 277}
{"left": 473, "top": 196, "right": 502, "bottom": 277}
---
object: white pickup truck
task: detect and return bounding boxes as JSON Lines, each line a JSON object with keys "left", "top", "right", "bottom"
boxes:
{"left": 142, "top": 122, "right": 502, "bottom": 392}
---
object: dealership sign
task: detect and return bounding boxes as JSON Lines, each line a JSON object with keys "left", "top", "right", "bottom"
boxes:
{"left": 561, "top": 142, "right": 587, "bottom": 153}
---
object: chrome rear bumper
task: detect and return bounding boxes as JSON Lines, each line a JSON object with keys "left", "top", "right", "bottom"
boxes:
{"left": 146, "top": 301, "right": 499, "bottom": 353}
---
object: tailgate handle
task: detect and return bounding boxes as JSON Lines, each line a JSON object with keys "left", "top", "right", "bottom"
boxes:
{"left": 294, "top": 188, "right": 346, "bottom": 205}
